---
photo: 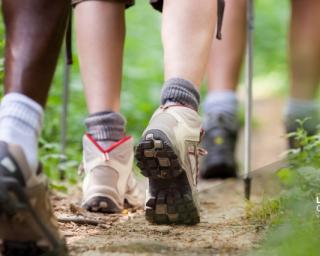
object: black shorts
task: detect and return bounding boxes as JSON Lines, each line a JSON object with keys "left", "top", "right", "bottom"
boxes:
{"left": 72, "top": 0, "right": 163, "bottom": 12}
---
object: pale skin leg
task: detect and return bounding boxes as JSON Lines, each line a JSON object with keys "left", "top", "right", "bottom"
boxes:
{"left": 75, "top": 2, "right": 125, "bottom": 114}
{"left": 207, "top": 0, "right": 246, "bottom": 92}
{"left": 162, "top": 0, "right": 217, "bottom": 88}
{"left": 76, "top": 0, "right": 216, "bottom": 104}
{"left": 207, "top": 0, "right": 320, "bottom": 98}
{"left": 289, "top": 0, "right": 320, "bottom": 100}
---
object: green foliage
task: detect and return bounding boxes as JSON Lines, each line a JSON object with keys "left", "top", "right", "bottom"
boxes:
{"left": 245, "top": 198, "right": 282, "bottom": 225}
{"left": 0, "top": 14, "right": 4, "bottom": 90}
{"left": 254, "top": 1, "right": 289, "bottom": 77}
{"left": 248, "top": 124, "right": 320, "bottom": 256}
{"left": 286, "top": 119, "right": 320, "bottom": 168}
{"left": 251, "top": 211, "right": 320, "bottom": 256}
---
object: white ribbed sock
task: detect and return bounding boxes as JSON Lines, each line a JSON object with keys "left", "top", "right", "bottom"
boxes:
{"left": 0, "top": 93, "right": 43, "bottom": 174}
{"left": 204, "top": 90, "right": 238, "bottom": 116}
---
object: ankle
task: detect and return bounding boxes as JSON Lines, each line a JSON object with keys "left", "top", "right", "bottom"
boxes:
{"left": 284, "top": 97, "right": 319, "bottom": 133}
{"left": 85, "top": 111, "right": 126, "bottom": 148}
{"left": 161, "top": 78, "right": 200, "bottom": 111}
{"left": 204, "top": 90, "right": 238, "bottom": 115}
{"left": 0, "top": 93, "right": 43, "bottom": 174}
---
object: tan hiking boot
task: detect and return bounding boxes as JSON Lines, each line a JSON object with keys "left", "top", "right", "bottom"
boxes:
{"left": 0, "top": 141, "right": 67, "bottom": 255}
{"left": 81, "top": 135, "right": 142, "bottom": 213}
{"left": 135, "top": 104, "right": 205, "bottom": 225}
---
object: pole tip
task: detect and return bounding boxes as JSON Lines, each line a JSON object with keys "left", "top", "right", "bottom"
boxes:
{"left": 244, "top": 176, "right": 252, "bottom": 200}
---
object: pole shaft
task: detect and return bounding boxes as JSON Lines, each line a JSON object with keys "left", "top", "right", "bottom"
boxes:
{"left": 60, "top": 43, "right": 71, "bottom": 181}
{"left": 244, "top": 0, "right": 254, "bottom": 180}
{"left": 61, "top": 60, "right": 69, "bottom": 155}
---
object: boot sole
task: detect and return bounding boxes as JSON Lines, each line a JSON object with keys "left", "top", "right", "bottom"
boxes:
{"left": 135, "top": 130, "right": 200, "bottom": 225}
{"left": 0, "top": 177, "right": 67, "bottom": 256}
{"left": 82, "top": 196, "right": 122, "bottom": 214}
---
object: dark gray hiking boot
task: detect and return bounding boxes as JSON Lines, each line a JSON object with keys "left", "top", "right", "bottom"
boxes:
{"left": 200, "top": 112, "right": 239, "bottom": 179}
{"left": 0, "top": 141, "right": 67, "bottom": 256}
{"left": 135, "top": 104, "right": 205, "bottom": 225}
{"left": 284, "top": 100, "right": 320, "bottom": 149}
{"left": 285, "top": 118, "right": 318, "bottom": 149}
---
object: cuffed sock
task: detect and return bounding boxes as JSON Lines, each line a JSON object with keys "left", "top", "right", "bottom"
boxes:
{"left": 161, "top": 78, "right": 200, "bottom": 111}
{"left": 203, "top": 90, "right": 239, "bottom": 131}
{"left": 85, "top": 111, "right": 126, "bottom": 148}
{"left": 204, "top": 90, "right": 238, "bottom": 116}
{"left": 284, "top": 98, "right": 319, "bottom": 133}
{"left": 0, "top": 93, "right": 43, "bottom": 174}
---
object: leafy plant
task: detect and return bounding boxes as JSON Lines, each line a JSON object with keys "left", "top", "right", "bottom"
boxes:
{"left": 248, "top": 121, "right": 320, "bottom": 256}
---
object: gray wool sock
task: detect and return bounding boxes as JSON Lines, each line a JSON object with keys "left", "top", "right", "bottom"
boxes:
{"left": 203, "top": 91, "right": 239, "bottom": 132}
{"left": 85, "top": 111, "right": 126, "bottom": 148}
{"left": 161, "top": 78, "right": 200, "bottom": 111}
{"left": 204, "top": 91, "right": 238, "bottom": 116}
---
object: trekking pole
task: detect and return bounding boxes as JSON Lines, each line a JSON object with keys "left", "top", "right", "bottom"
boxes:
{"left": 60, "top": 12, "right": 73, "bottom": 180}
{"left": 60, "top": 50, "right": 70, "bottom": 180}
{"left": 244, "top": 0, "right": 254, "bottom": 200}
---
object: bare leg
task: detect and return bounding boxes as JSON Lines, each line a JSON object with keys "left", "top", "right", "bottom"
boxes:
{"left": 75, "top": 1, "right": 125, "bottom": 114}
{"left": 162, "top": 0, "right": 216, "bottom": 88}
{"left": 289, "top": 0, "right": 320, "bottom": 100}
{"left": 0, "top": 0, "right": 69, "bottom": 172}
{"left": 74, "top": 2, "right": 139, "bottom": 214}
{"left": 0, "top": 0, "right": 69, "bottom": 253}
{"left": 207, "top": 0, "right": 246, "bottom": 92}
{"left": 202, "top": 0, "right": 246, "bottom": 179}
{"left": 135, "top": 0, "right": 217, "bottom": 225}
{"left": 2, "top": 0, "right": 69, "bottom": 107}
{"left": 284, "top": 0, "right": 320, "bottom": 146}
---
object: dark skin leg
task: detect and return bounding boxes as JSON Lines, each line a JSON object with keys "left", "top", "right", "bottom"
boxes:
{"left": 2, "top": 0, "right": 69, "bottom": 107}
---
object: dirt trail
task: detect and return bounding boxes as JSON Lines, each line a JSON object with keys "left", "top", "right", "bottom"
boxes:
{"left": 53, "top": 98, "right": 286, "bottom": 256}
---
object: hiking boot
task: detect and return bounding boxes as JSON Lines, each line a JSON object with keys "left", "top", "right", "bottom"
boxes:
{"left": 0, "top": 141, "right": 67, "bottom": 256}
{"left": 201, "top": 112, "right": 239, "bottom": 179}
{"left": 135, "top": 104, "right": 205, "bottom": 225}
{"left": 81, "top": 135, "right": 142, "bottom": 213}
{"left": 285, "top": 119, "right": 318, "bottom": 149}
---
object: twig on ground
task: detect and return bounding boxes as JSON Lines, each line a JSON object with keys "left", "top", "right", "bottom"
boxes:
{"left": 58, "top": 216, "right": 101, "bottom": 226}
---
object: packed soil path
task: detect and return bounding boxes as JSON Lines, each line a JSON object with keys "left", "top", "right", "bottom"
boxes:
{"left": 53, "top": 98, "right": 287, "bottom": 256}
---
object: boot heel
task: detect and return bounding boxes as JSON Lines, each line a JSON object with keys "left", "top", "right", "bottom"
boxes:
{"left": 0, "top": 178, "right": 20, "bottom": 216}
{"left": 0, "top": 177, "right": 67, "bottom": 255}
{"left": 135, "top": 130, "right": 183, "bottom": 179}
